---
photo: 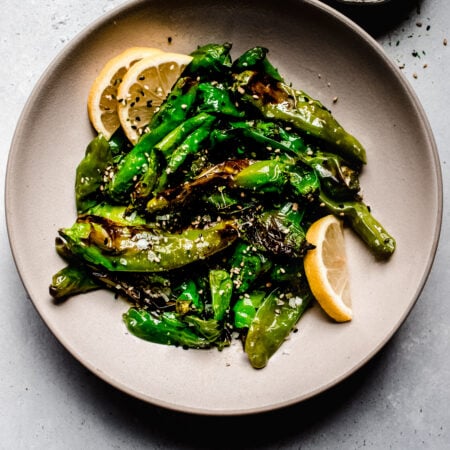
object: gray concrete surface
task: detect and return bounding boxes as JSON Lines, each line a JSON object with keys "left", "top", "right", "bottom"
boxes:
{"left": 1, "top": 0, "right": 449, "bottom": 448}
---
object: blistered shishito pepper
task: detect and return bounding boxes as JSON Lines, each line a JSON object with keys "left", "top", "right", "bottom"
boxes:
{"left": 209, "top": 269, "right": 233, "bottom": 321}
{"left": 59, "top": 217, "right": 239, "bottom": 272}
{"left": 123, "top": 308, "right": 229, "bottom": 349}
{"left": 233, "top": 159, "right": 319, "bottom": 197}
{"left": 154, "top": 114, "right": 217, "bottom": 192}
{"left": 244, "top": 281, "right": 313, "bottom": 369}
{"left": 85, "top": 204, "right": 146, "bottom": 225}
{"left": 49, "top": 265, "right": 101, "bottom": 301}
{"left": 123, "top": 308, "right": 212, "bottom": 348}
{"left": 75, "top": 134, "right": 113, "bottom": 213}
{"left": 233, "top": 70, "right": 367, "bottom": 165}
{"left": 107, "top": 77, "right": 199, "bottom": 200}
{"left": 232, "top": 46, "right": 283, "bottom": 82}
{"left": 183, "top": 43, "right": 232, "bottom": 81}
{"left": 233, "top": 290, "right": 266, "bottom": 329}
{"left": 134, "top": 112, "right": 216, "bottom": 199}
{"left": 146, "top": 159, "right": 250, "bottom": 214}
{"left": 318, "top": 191, "right": 396, "bottom": 259}
{"left": 305, "top": 151, "right": 361, "bottom": 201}
{"left": 196, "top": 82, "right": 244, "bottom": 118}
{"left": 229, "top": 242, "right": 272, "bottom": 293}
{"left": 242, "top": 202, "right": 312, "bottom": 258}
{"left": 175, "top": 279, "right": 203, "bottom": 314}
{"left": 183, "top": 315, "right": 228, "bottom": 348}
{"left": 154, "top": 112, "right": 215, "bottom": 159}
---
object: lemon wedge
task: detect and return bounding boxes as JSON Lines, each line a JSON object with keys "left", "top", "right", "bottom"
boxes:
{"left": 304, "top": 214, "right": 352, "bottom": 322}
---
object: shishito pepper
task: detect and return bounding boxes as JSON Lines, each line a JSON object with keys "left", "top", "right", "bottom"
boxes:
{"left": 183, "top": 42, "right": 232, "bottom": 81}
{"left": 231, "top": 46, "right": 283, "bottom": 82}
{"left": 232, "top": 70, "right": 367, "bottom": 165}
{"left": 233, "top": 159, "right": 319, "bottom": 197}
{"left": 209, "top": 269, "right": 233, "bottom": 321}
{"left": 175, "top": 279, "right": 204, "bottom": 314}
{"left": 318, "top": 191, "right": 396, "bottom": 259}
{"left": 123, "top": 308, "right": 229, "bottom": 349}
{"left": 123, "top": 308, "right": 212, "bottom": 348}
{"left": 75, "top": 134, "right": 113, "bottom": 214}
{"left": 58, "top": 216, "right": 239, "bottom": 272}
{"left": 233, "top": 290, "right": 266, "bottom": 329}
{"left": 49, "top": 264, "right": 101, "bottom": 301}
{"left": 229, "top": 242, "right": 272, "bottom": 293}
{"left": 107, "top": 77, "right": 199, "bottom": 200}
{"left": 245, "top": 280, "right": 313, "bottom": 369}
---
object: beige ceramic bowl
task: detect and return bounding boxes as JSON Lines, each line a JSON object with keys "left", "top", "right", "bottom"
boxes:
{"left": 6, "top": 0, "right": 441, "bottom": 415}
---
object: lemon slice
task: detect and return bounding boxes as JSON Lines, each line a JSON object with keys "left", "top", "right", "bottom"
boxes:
{"left": 117, "top": 52, "right": 193, "bottom": 144}
{"left": 303, "top": 214, "right": 352, "bottom": 322}
{"left": 87, "top": 47, "right": 164, "bottom": 140}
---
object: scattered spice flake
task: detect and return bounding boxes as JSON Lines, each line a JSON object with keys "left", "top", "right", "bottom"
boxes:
{"left": 332, "top": 96, "right": 338, "bottom": 104}
{"left": 413, "top": 73, "right": 418, "bottom": 79}
{"left": 444, "top": 38, "right": 448, "bottom": 46}
{"left": 167, "top": 36, "right": 172, "bottom": 44}
{"left": 416, "top": 22, "right": 422, "bottom": 28}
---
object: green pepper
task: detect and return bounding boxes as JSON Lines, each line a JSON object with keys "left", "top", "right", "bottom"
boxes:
{"left": 154, "top": 114, "right": 217, "bottom": 192}
{"left": 233, "top": 159, "right": 319, "bottom": 197}
{"left": 232, "top": 46, "right": 283, "bottom": 82}
{"left": 183, "top": 315, "right": 228, "bottom": 348}
{"left": 75, "top": 134, "right": 113, "bottom": 213}
{"left": 148, "top": 77, "right": 199, "bottom": 130}
{"left": 134, "top": 112, "right": 216, "bottom": 199}
{"left": 196, "top": 82, "right": 244, "bottom": 118}
{"left": 94, "top": 271, "right": 175, "bottom": 310}
{"left": 107, "top": 77, "right": 199, "bottom": 200}
{"left": 58, "top": 217, "right": 239, "bottom": 272}
{"left": 146, "top": 159, "right": 250, "bottom": 215}
{"left": 241, "top": 202, "right": 311, "bottom": 258}
{"left": 305, "top": 151, "right": 361, "bottom": 201}
{"left": 244, "top": 282, "right": 313, "bottom": 369}
{"left": 229, "top": 242, "right": 272, "bottom": 293}
{"left": 183, "top": 43, "right": 232, "bottom": 81}
{"left": 209, "top": 269, "right": 233, "bottom": 321}
{"left": 108, "top": 127, "right": 131, "bottom": 157}
{"left": 123, "top": 308, "right": 211, "bottom": 348}
{"left": 175, "top": 279, "right": 203, "bottom": 314}
{"left": 154, "top": 112, "right": 215, "bottom": 158}
{"left": 49, "top": 264, "right": 101, "bottom": 301}
{"left": 233, "top": 290, "right": 266, "bottom": 329}
{"left": 233, "top": 159, "right": 287, "bottom": 193}
{"left": 85, "top": 203, "right": 146, "bottom": 225}
{"left": 318, "top": 192, "right": 396, "bottom": 259}
{"left": 233, "top": 70, "right": 367, "bottom": 165}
